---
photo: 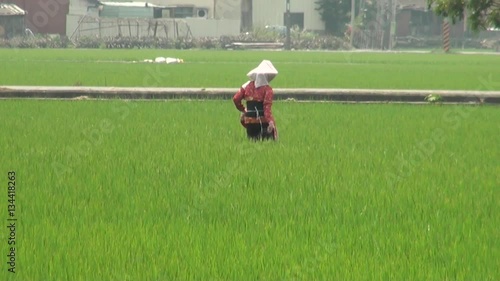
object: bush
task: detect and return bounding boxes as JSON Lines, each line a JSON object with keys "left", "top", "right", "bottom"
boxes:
{"left": 220, "top": 28, "right": 351, "bottom": 51}
{"left": 0, "top": 32, "right": 351, "bottom": 51}
{"left": 394, "top": 36, "right": 490, "bottom": 49}
{"left": 292, "top": 35, "right": 350, "bottom": 50}
{"left": 194, "top": 37, "right": 220, "bottom": 49}
{"left": 0, "top": 35, "right": 70, "bottom": 48}
{"left": 74, "top": 36, "right": 102, "bottom": 49}
{"left": 173, "top": 37, "right": 194, "bottom": 49}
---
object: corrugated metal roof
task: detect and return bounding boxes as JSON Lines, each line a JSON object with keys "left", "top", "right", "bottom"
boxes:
{"left": 397, "top": 0, "right": 428, "bottom": 10}
{"left": 99, "top": 2, "right": 165, "bottom": 8}
{"left": 100, "top": 5, "right": 155, "bottom": 18}
{"left": 0, "top": 3, "right": 26, "bottom": 16}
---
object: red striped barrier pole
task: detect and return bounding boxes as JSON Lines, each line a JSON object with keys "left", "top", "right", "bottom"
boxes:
{"left": 443, "top": 18, "right": 451, "bottom": 53}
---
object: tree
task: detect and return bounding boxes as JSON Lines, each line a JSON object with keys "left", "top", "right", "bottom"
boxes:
{"left": 315, "top": 0, "right": 353, "bottom": 36}
{"left": 356, "top": 0, "right": 377, "bottom": 30}
{"left": 427, "top": 0, "right": 500, "bottom": 30}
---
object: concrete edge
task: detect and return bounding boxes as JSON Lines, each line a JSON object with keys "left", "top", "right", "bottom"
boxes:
{"left": 1, "top": 86, "right": 499, "bottom": 104}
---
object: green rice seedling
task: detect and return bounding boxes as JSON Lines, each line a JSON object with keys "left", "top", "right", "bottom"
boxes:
{"left": 0, "top": 100, "right": 498, "bottom": 280}
{"left": 0, "top": 49, "right": 499, "bottom": 90}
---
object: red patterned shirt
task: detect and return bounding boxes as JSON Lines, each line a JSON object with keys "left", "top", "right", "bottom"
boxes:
{"left": 232, "top": 81, "right": 275, "bottom": 123}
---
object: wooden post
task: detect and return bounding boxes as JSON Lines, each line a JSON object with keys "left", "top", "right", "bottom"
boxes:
{"left": 213, "top": 0, "right": 217, "bottom": 19}
{"left": 175, "top": 20, "right": 179, "bottom": 39}
{"left": 118, "top": 19, "right": 122, "bottom": 37}
{"left": 350, "top": 0, "right": 355, "bottom": 48}
{"left": 285, "top": 0, "right": 291, "bottom": 50}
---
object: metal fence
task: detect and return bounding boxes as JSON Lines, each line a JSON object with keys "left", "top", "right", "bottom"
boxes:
{"left": 70, "top": 16, "right": 193, "bottom": 41}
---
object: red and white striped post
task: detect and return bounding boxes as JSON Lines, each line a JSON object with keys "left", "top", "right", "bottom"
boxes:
{"left": 442, "top": 18, "right": 451, "bottom": 53}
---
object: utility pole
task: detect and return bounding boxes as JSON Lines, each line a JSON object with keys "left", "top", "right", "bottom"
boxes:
{"left": 213, "top": 0, "right": 217, "bottom": 19}
{"left": 389, "top": 0, "right": 397, "bottom": 50}
{"left": 285, "top": 0, "right": 291, "bottom": 50}
{"left": 350, "top": 0, "right": 355, "bottom": 48}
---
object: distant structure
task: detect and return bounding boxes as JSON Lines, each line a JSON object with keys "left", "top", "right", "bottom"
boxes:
{"left": 0, "top": 0, "right": 69, "bottom": 35}
{"left": 67, "top": 1, "right": 242, "bottom": 39}
{"left": 66, "top": 0, "right": 327, "bottom": 39}
{"left": 0, "top": 3, "right": 25, "bottom": 39}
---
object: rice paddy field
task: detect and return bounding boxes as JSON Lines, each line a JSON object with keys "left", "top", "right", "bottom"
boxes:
{"left": 0, "top": 49, "right": 499, "bottom": 90}
{"left": 0, "top": 49, "right": 499, "bottom": 280}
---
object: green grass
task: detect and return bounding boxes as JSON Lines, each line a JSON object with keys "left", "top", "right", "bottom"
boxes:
{"left": 0, "top": 100, "right": 499, "bottom": 280}
{"left": 0, "top": 49, "right": 499, "bottom": 90}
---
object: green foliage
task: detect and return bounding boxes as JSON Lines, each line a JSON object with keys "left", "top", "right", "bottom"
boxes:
{"left": 428, "top": 0, "right": 500, "bottom": 30}
{"left": 74, "top": 35, "right": 102, "bottom": 49}
{"left": 251, "top": 26, "right": 284, "bottom": 41}
{"left": 355, "top": 0, "right": 378, "bottom": 29}
{"left": 291, "top": 35, "right": 350, "bottom": 50}
{"left": 315, "top": 0, "right": 353, "bottom": 35}
{"left": 0, "top": 100, "right": 499, "bottom": 280}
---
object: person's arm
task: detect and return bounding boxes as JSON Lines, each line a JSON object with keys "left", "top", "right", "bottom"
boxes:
{"left": 233, "top": 87, "right": 246, "bottom": 112}
{"left": 263, "top": 86, "right": 274, "bottom": 123}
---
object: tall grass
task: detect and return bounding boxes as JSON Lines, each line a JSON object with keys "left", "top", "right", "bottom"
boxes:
{"left": 0, "top": 100, "right": 498, "bottom": 280}
{"left": 0, "top": 49, "right": 499, "bottom": 90}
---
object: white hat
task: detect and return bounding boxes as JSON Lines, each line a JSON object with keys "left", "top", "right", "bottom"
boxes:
{"left": 247, "top": 60, "right": 278, "bottom": 88}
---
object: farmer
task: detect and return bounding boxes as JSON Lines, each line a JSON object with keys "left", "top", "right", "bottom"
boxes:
{"left": 232, "top": 60, "right": 278, "bottom": 141}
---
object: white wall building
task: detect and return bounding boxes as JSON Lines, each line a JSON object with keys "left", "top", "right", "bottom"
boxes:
{"left": 153, "top": 0, "right": 325, "bottom": 31}
{"left": 66, "top": 0, "right": 325, "bottom": 38}
{"left": 252, "top": 0, "right": 324, "bottom": 31}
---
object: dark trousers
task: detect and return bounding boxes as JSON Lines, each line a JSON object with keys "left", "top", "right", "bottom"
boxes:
{"left": 246, "top": 123, "right": 275, "bottom": 141}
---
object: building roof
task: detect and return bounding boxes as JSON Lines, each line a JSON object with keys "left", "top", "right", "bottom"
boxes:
{"left": 0, "top": 3, "right": 26, "bottom": 16}
{"left": 99, "top": 1, "right": 166, "bottom": 8}
{"left": 398, "top": 0, "right": 429, "bottom": 11}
